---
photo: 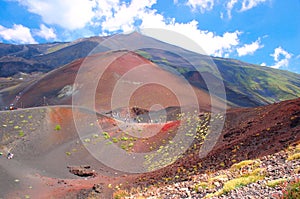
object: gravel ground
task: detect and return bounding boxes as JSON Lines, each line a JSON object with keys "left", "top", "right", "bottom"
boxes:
{"left": 128, "top": 143, "right": 300, "bottom": 199}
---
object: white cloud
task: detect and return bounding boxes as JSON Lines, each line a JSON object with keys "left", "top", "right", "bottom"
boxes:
{"left": 225, "top": 0, "right": 268, "bottom": 19}
{"left": 101, "top": 0, "right": 157, "bottom": 33}
{"left": 186, "top": 0, "right": 214, "bottom": 12}
{"left": 140, "top": 10, "right": 241, "bottom": 56}
{"left": 16, "top": 0, "right": 156, "bottom": 33}
{"left": 270, "top": 46, "right": 292, "bottom": 69}
{"left": 17, "top": 0, "right": 97, "bottom": 30}
{"left": 94, "top": 0, "right": 241, "bottom": 56}
{"left": 35, "top": 24, "right": 57, "bottom": 40}
{"left": 236, "top": 38, "right": 263, "bottom": 56}
{"left": 12, "top": 0, "right": 244, "bottom": 57}
{"left": 226, "top": 0, "right": 238, "bottom": 19}
{"left": 0, "top": 24, "right": 36, "bottom": 44}
{"left": 260, "top": 62, "right": 266, "bottom": 66}
{"left": 240, "top": 0, "right": 268, "bottom": 11}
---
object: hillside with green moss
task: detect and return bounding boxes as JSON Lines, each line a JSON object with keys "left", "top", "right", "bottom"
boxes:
{"left": 136, "top": 48, "right": 300, "bottom": 107}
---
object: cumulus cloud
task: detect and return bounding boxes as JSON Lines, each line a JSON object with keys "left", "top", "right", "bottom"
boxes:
{"left": 98, "top": 0, "right": 242, "bottom": 56}
{"left": 35, "top": 24, "right": 57, "bottom": 40}
{"left": 270, "top": 46, "right": 292, "bottom": 69}
{"left": 260, "top": 62, "right": 266, "bottom": 66}
{"left": 12, "top": 0, "right": 245, "bottom": 57}
{"left": 101, "top": 0, "right": 157, "bottom": 33}
{"left": 15, "top": 0, "right": 156, "bottom": 32}
{"left": 0, "top": 24, "right": 36, "bottom": 44}
{"left": 236, "top": 38, "right": 263, "bottom": 56}
{"left": 16, "top": 0, "right": 97, "bottom": 30}
{"left": 186, "top": 0, "right": 214, "bottom": 12}
{"left": 140, "top": 10, "right": 241, "bottom": 56}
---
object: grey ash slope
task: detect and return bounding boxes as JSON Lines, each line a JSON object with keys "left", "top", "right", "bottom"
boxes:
{"left": 0, "top": 38, "right": 109, "bottom": 77}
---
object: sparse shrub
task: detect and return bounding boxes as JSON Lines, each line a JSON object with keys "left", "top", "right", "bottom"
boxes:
{"left": 222, "top": 173, "right": 264, "bottom": 194}
{"left": 102, "top": 132, "right": 110, "bottom": 139}
{"left": 84, "top": 138, "right": 91, "bottom": 143}
{"left": 220, "top": 162, "right": 225, "bottom": 167}
{"left": 54, "top": 124, "right": 61, "bottom": 131}
{"left": 121, "top": 136, "right": 128, "bottom": 141}
{"left": 121, "top": 144, "right": 127, "bottom": 150}
{"left": 14, "top": 125, "right": 20, "bottom": 130}
{"left": 112, "top": 137, "right": 119, "bottom": 143}
{"left": 213, "top": 168, "right": 265, "bottom": 196}
{"left": 128, "top": 142, "right": 134, "bottom": 147}
{"left": 18, "top": 130, "right": 25, "bottom": 137}
{"left": 230, "top": 159, "right": 257, "bottom": 170}
{"left": 194, "top": 182, "right": 209, "bottom": 192}
{"left": 267, "top": 178, "right": 287, "bottom": 188}
{"left": 287, "top": 153, "right": 300, "bottom": 161}
{"left": 282, "top": 178, "right": 300, "bottom": 199}
{"left": 113, "top": 190, "right": 129, "bottom": 199}
{"left": 209, "top": 174, "right": 228, "bottom": 182}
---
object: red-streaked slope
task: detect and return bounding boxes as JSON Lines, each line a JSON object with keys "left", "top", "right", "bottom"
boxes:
{"left": 15, "top": 50, "right": 226, "bottom": 112}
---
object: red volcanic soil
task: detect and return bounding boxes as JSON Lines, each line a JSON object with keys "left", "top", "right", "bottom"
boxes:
{"left": 1, "top": 97, "right": 298, "bottom": 198}
{"left": 128, "top": 121, "right": 181, "bottom": 153}
{"left": 14, "top": 50, "right": 226, "bottom": 112}
{"left": 134, "top": 98, "right": 300, "bottom": 187}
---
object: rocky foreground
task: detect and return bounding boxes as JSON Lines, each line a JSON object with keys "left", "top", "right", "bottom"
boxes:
{"left": 121, "top": 142, "right": 300, "bottom": 199}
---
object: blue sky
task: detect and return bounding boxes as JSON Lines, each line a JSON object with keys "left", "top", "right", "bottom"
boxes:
{"left": 0, "top": 0, "right": 299, "bottom": 73}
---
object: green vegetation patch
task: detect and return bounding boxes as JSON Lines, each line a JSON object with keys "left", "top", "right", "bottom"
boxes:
{"left": 267, "top": 178, "right": 288, "bottom": 188}
{"left": 205, "top": 168, "right": 266, "bottom": 198}
{"left": 102, "top": 132, "right": 110, "bottom": 139}
{"left": 135, "top": 50, "right": 152, "bottom": 60}
{"left": 54, "top": 124, "right": 61, "bottom": 131}
{"left": 282, "top": 179, "right": 300, "bottom": 199}
{"left": 18, "top": 130, "right": 25, "bottom": 137}
{"left": 218, "top": 168, "right": 265, "bottom": 195}
{"left": 230, "top": 159, "right": 259, "bottom": 171}
{"left": 287, "top": 153, "right": 300, "bottom": 161}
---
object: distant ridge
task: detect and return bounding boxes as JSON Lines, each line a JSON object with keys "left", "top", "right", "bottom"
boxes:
{"left": 1, "top": 32, "right": 300, "bottom": 107}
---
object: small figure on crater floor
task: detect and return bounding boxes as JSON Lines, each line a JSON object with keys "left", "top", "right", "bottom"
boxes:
{"left": 7, "top": 152, "right": 14, "bottom": 159}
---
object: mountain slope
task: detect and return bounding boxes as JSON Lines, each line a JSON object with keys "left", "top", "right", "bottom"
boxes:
{"left": 0, "top": 38, "right": 108, "bottom": 77}
{"left": 1, "top": 32, "right": 300, "bottom": 107}
{"left": 135, "top": 47, "right": 300, "bottom": 107}
{"left": 6, "top": 50, "right": 225, "bottom": 112}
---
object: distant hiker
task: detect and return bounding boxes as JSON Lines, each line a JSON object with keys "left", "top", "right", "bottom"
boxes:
{"left": 7, "top": 152, "right": 14, "bottom": 159}
{"left": 9, "top": 104, "right": 16, "bottom": 110}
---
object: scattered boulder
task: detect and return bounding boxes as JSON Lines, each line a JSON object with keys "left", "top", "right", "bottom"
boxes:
{"left": 67, "top": 165, "right": 96, "bottom": 177}
{"left": 93, "top": 183, "right": 104, "bottom": 193}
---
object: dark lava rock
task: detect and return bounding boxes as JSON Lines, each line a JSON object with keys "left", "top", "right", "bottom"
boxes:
{"left": 93, "top": 183, "right": 104, "bottom": 193}
{"left": 67, "top": 165, "right": 96, "bottom": 177}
